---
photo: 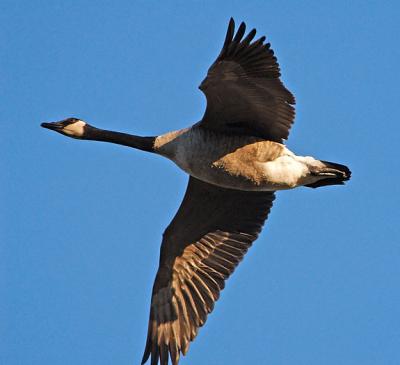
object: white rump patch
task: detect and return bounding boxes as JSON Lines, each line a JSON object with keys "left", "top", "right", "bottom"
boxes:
{"left": 261, "top": 154, "right": 311, "bottom": 188}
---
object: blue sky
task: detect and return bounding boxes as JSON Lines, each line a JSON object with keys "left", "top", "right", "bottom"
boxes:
{"left": 2, "top": 1, "right": 400, "bottom": 364}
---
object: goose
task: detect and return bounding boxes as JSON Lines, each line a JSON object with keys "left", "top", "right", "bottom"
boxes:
{"left": 41, "top": 18, "right": 351, "bottom": 365}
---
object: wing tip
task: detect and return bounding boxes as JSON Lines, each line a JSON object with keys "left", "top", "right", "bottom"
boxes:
{"left": 141, "top": 347, "right": 150, "bottom": 365}
{"left": 223, "top": 17, "right": 235, "bottom": 51}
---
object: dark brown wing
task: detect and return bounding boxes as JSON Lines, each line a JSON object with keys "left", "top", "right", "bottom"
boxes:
{"left": 198, "top": 18, "right": 295, "bottom": 142}
{"left": 141, "top": 177, "right": 275, "bottom": 365}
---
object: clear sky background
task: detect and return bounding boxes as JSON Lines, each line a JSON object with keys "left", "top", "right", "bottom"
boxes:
{"left": 2, "top": 1, "right": 400, "bottom": 364}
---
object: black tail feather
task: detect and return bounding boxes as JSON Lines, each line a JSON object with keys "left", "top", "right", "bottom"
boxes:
{"left": 305, "top": 160, "right": 351, "bottom": 189}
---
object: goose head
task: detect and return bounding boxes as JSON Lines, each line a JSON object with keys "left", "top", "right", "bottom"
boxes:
{"left": 41, "top": 118, "right": 89, "bottom": 139}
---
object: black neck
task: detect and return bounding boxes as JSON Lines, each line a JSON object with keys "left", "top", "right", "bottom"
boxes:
{"left": 85, "top": 127, "right": 156, "bottom": 152}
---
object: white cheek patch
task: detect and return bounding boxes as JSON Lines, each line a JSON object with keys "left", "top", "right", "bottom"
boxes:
{"left": 63, "top": 121, "right": 86, "bottom": 137}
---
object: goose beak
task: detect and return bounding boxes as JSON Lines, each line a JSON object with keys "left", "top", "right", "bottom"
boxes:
{"left": 41, "top": 121, "right": 63, "bottom": 131}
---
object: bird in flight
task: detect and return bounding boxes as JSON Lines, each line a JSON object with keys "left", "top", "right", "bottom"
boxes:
{"left": 42, "top": 18, "right": 351, "bottom": 365}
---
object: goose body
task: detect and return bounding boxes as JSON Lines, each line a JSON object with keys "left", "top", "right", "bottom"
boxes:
{"left": 155, "top": 126, "right": 325, "bottom": 191}
{"left": 41, "top": 19, "right": 351, "bottom": 365}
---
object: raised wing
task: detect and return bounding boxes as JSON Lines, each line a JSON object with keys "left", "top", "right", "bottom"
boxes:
{"left": 141, "top": 177, "right": 275, "bottom": 365}
{"left": 198, "top": 18, "right": 295, "bottom": 142}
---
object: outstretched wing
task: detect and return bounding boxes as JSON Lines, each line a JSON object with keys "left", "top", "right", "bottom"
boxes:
{"left": 141, "top": 177, "right": 275, "bottom": 365}
{"left": 198, "top": 18, "right": 295, "bottom": 142}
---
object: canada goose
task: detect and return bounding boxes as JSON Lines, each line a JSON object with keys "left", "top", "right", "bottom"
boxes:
{"left": 41, "top": 18, "right": 351, "bottom": 365}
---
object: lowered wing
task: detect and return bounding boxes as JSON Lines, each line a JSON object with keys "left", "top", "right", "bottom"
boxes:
{"left": 141, "top": 177, "right": 275, "bottom": 365}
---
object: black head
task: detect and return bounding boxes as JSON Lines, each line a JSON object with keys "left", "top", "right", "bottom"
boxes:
{"left": 41, "top": 118, "right": 88, "bottom": 139}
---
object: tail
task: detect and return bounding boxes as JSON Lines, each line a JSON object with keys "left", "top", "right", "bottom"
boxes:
{"left": 305, "top": 160, "right": 351, "bottom": 188}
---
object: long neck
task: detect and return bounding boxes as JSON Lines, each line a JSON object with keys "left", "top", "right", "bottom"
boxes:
{"left": 85, "top": 127, "right": 156, "bottom": 152}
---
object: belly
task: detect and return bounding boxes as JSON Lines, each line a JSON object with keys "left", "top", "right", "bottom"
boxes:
{"left": 185, "top": 164, "right": 278, "bottom": 191}
{"left": 175, "top": 143, "right": 309, "bottom": 191}
{"left": 155, "top": 127, "right": 311, "bottom": 191}
{"left": 183, "top": 155, "right": 309, "bottom": 191}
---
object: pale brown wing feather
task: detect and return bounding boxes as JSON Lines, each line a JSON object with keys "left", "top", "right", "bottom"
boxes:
{"left": 198, "top": 18, "right": 295, "bottom": 142}
{"left": 141, "top": 177, "right": 275, "bottom": 365}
